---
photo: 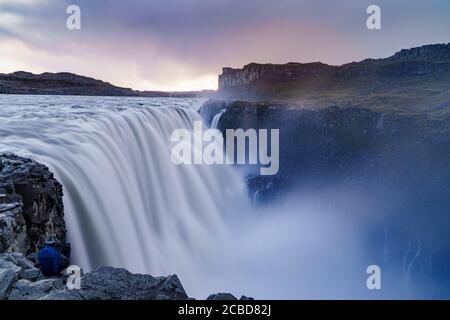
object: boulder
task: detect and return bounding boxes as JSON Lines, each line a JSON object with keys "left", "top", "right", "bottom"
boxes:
{"left": 0, "top": 253, "right": 43, "bottom": 283}
{"left": 0, "top": 252, "right": 251, "bottom": 300}
{"left": 19, "top": 268, "right": 41, "bottom": 281}
{"left": 40, "top": 267, "right": 189, "bottom": 300}
{"left": 0, "top": 203, "right": 26, "bottom": 253}
{"left": 38, "top": 289, "right": 83, "bottom": 300}
{"left": 206, "top": 293, "right": 238, "bottom": 301}
{"left": 0, "top": 268, "right": 17, "bottom": 300}
{"left": 0, "top": 258, "right": 21, "bottom": 274}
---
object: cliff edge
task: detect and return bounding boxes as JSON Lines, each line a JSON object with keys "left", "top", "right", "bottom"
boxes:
{"left": 218, "top": 43, "right": 450, "bottom": 113}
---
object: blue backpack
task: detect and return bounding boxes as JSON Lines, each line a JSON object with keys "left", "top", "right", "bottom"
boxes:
{"left": 38, "top": 245, "right": 62, "bottom": 276}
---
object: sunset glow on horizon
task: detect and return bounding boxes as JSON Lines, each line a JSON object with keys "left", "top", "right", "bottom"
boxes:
{"left": 0, "top": 0, "right": 449, "bottom": 91}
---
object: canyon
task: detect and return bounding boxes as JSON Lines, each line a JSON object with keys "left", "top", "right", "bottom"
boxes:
{"left": 218, "top": 43, "right": 450, "bottom": 113}
{"left": 1, "top": 42, "right": 450, "bottom": 298}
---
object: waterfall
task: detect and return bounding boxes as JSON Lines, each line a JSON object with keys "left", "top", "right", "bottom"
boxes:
{"left": 0, "top": 96, "right": 248, "bottom": 289}
{"left": 210, "top": 109, "right": 225, "bottom": 128}
{"left": 2, "top": 95, "right": 431, "bottom": 299}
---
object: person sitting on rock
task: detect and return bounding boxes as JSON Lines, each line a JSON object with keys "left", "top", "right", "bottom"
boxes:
{"left": 38, "top": 238, "right": 69, "bottom": 277}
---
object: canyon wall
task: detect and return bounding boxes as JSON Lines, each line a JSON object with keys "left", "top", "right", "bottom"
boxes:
{"left": 217, "top": 44, "right": 450, "bottom": 111}
{"left": 0, "top": 154, "right": 68, "bottom": 257}
{"left": 201, "top": 98, "right": 450, "bottom": 296}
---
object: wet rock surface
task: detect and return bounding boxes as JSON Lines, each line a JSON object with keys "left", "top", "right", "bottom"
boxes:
{"left": 1, "top": 252, "right": 250, "bottom": 300}
{"left": 0, "top": 153, "right": 68, "bottom": 256}
{"left": 212, "top": 99, "right": 450, "bottom": 205}
{"left": 41, "top": 267, "right": 189, "bottom": 300}
{"left": 0, "top": 252, "right": 189, "bottom": 300}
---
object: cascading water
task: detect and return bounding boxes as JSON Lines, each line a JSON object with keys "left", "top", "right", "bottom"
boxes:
{"left": 0, "top": 95, "right": 249, "bottom": 295}
{"left": 0, "top": 94, "right": 430, "bottom": 299}
{"left": 210, "top": 109, "right": 226, "bottom": 129}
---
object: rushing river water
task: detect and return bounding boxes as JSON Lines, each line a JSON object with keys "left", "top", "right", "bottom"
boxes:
{"left": 0, "top": 94, "right": 439, "bottom": 299}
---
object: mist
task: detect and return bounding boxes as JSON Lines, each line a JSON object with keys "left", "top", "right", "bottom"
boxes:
{"left": 181, "top": 179, "right": 446, "bottom": 299}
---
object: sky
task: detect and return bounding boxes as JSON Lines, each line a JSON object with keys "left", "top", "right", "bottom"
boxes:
{"left": 0, "top": 0, "right": 449, "bottom": 91}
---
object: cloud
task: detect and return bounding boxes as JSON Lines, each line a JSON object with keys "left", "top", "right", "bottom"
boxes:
{"left": 0, "top": 12, "right": 23, "bottom": 30}
{"left": 0, "top": 0, "right": 449, "bottom": 90}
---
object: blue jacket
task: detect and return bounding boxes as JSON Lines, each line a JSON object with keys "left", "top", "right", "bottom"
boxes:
{"left": 38, "top": 245, "right": 62, "bottom": 276}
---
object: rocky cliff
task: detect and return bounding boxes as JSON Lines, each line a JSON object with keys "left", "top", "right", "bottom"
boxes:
{"left": 210, "top": 99, "right": 450, "bottom": 204}
{"left": 0, "top": 154, "right": 68, "bottom": 256}
{"left": 218, "top": 43, "right": 450, "bottom": 113}
{"left": 0, "top": 71, "right": 217, "bottom": 98}
{"left": 0, "top": 251, "right": 253, "bottom": 300}
{"left": 203, "top": 98, "right": 450, "bottom": 295}
{"left": 0, "top": 72, "right": 137, "bottom": 97}
{"left": 0, "top": 252, "right": 190, "bottom": 300}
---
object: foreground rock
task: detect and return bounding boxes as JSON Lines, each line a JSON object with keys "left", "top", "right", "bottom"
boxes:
{"left": 207, "top": 293, "right": 254, "bottom": 301}
{"left": 41, "top": 267, "right": 189, "bottom": 300}
{"left": 1, "top": 252, "right": 251, "bottom": 300}
{"left": 0, "top": 252, "right": 189, "bottom": 300}
{"left": 0, "top": 153, "right": 69, "bottom": 256}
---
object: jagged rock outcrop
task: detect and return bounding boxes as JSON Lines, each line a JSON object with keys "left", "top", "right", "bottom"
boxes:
{"left": 0, "top": 253, "right": 44, "bottom": 299}
{"left": 0, "top": 253, "right": 188, "bottom": 300}
{"left": 0, "top": 154, "right": 68, "bottom": 256}
{"left": 0, "top": 252, "right": 251, "bottom": 300}
{"left": 209, "top": 99, "right": 450, "bottom": 205}
{"left": 199, "top": 99, "right": 228, "bottom": 126}
{"left": 218, "top": 44, "right": 450, "bottom": 111}
{"left": 206, "top": 293, "right": 254, "bottom": 301}
{"left": 390, "top": 43, "right": 450, "bottom": 61}
{"left": 40, "top": 267, "right": 189, "bottom": 300}
{"left": 219, "top": 44, "right": 450, "bottom": 89}
{"left": 0, "top": 269, "right": 17, "bottom": 299}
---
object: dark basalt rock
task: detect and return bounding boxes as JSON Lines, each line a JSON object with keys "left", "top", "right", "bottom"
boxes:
{"left": 219, "top": 44, "right": 450, "bottom": 91}
{"left": 206, "top": 293, "right": 255, "bottom": 300}
{"left": 40, "top": 267, "right": 189, "bottom": 300}
{"left": 0, "top": 154, "right": 69, "bottom": 257}
{"left": 208, "top": 97, "right": 450, "bottom": 296}
{"left": 199, "top": 99, "right": 227, "bottom": 126}
{"left": 217, "top": 44, "right": 450, "bottom": 111}
{"left": 0, "top": 71, "right": 137, "bottom": 96}
{"left": 0, "top": 268, "right": 17, "bottom": 299}
{"left": 0, "top": 253, "right": 191, "bottom": 300}
{"left": 215, "top": 99, "right": 450, "bottom": 205}
{"left": 0, "top": 71, "right": 217, "bottom": 97}
{"left": 1, "top": 251, "right": 252, "bottom": 300}
{"left": 207, "top": 293, "right": 238, "bottom": 300}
